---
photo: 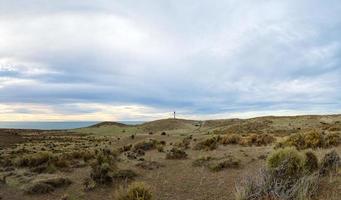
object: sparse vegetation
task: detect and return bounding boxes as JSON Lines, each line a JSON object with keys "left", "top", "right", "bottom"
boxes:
{"left": 165, "top": 147, "right": 188, "bottom": 159}
{"left": 1, "top": 116, "right": 340, "bottom": 200}
{"left": 208, "top": 157, "right": 240, "bottom": 172}
{"left": 278, "top": 130, "right": 340, "bottom": 149}
{"left": 24, "top": 176, "right": 71, "bottom": 194}
{"left": 235, "top": 149, "right": 341, "bottom": 200}
{"left": 115, "top": 182, "right": 153, "bottom": 200}
{"left": 319, "top": 150, "right": 340, "bottom": 176}
{"left": 194, "top": 136, "right": 220, "bottom": 150}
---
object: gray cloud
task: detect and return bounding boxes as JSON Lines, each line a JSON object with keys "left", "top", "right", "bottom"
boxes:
{"left": 0, "top": 0, "right": 341, "bottom": 120}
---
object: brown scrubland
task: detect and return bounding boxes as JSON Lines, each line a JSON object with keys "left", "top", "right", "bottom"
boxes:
{"left": 0, "top": 115, "right": 340, "bottom": 200}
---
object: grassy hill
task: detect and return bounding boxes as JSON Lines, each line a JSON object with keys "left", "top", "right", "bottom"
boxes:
{"left": 72, "top": 114, "right": 341, "bottom": 136}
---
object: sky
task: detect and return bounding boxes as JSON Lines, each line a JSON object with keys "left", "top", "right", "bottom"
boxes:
{"left": 0, "top": 0, "right": 341, "bottom": 121}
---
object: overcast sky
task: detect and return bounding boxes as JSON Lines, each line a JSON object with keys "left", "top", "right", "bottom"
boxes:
{"left": 0, "top": 0, "right": 341, "bottom": 121}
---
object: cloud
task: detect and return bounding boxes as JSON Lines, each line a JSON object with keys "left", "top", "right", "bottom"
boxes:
{"left": 0, "top": 0, "right": 341, "bottom": 120}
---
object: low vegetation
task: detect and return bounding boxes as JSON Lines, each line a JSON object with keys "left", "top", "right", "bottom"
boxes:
{"left": 115, "top": 182, "right": 153, "bottom": 200}
{"left": 277, "top": 130, "right": 340, "bottom": 149}
{"left": 235, "top": 148, "right": 341, "bottom": 200}
{"left": 24, "top": 176, "right": 72, "bottom": 194}
{"left": 165, "top": 147, "right": 188, "bottom": 159}
{"left": 0, "top": 116, "right": 340, "bottom": 200}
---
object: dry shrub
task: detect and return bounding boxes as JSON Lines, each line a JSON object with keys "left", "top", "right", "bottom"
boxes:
{"left": 116, "top": 182, "right": 153, "bottom": 200}
{"left": 24, "top": 177, "right": 71, "bottom": 194}
{"left": 324, "top": 132, "right": 340, "bottom": 147}
{"left": 319, "top": 150, "right": 340, "bottom": 176}
{"left": 239, "top": 134, "right": 275, "bottom": 146}
{"left": 136, "top": 161, "right": 164, "bottom": 170}
{"left": 193, "top": 136, "right": 220, "bottom": 150}
{"left": 133, "top": 140, "right": 163, "bottom": 152}
{"left": 208, "top": 157, "right": 240, "bottom": 172}
{"left": 174, "top": 137, "right": 191, "bottom": 149}
{"left": 90, "top": 148, "right": 118, "bottom": 184}
{"left": 16, "top": 152, "right": 52, "bottom": 168}
{"left": 303, "top": 151, "right": 319, "bottom": 174}
{"left": 235, "top": 149, "right": 340, "bottom": 200}
{"left": 279, "top": 131, "right": 340, "bottom": 149}
{"left": 235, "top": 167, "right": 320, "bottom": 200}
{"left": 165, "top": 148, "right": 187, "bottom": 159}
{"left": 220, "top": 134, "right": 241, "bottom": 145}
{"left": 303, "top": 130, "right": 324, "bottom": 149}
{"left": 192, "top": 156, "right": 214, "bottom": 167}
{"left": 112, "top": 169, "right": 138, "bottom": 181}
{"left": 119, "top": 145, "right": 132, "bottom": 153}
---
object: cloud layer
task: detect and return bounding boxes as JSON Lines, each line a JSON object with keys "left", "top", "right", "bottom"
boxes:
{"left": 1, "top": 0, "right": 341, "bottom": 121}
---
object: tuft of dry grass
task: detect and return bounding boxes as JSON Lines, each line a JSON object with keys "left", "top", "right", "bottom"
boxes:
{"left": 115, "top": 182, "right": 153, "bottom": 200}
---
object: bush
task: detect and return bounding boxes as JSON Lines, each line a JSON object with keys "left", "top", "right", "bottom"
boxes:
{"left": 279, "top": 130, "right": 340, "bottom": 149}
{"left": 116, "top": 182, "right": 153, "bottom": 200}
{"left": 285, "top": 133, "right": 305, "bottom": 149}
{"left": 303, "top": 130, "right": 324, "bottom": 149}
{"left": 133, "top": 140, "right": 162, "bottom": 152}
{"left": 136, "top": 161, "right": 164, "bottom": 170}
{"left": 266, "top": 147, "right": 304, "bottom": 178}
{"left": 303, "top": 151, "right": 319, "bottom": 174}
{"left": 112, "top": 169, "right": 138, "bottom": 181}
{"left": 319, "top": 150, "right": 340, "bottom": 176}
{"left": 192, "top": 156, "right": 214, "bottom": 167}
{"left": 91, "top": 162, "right": 114, "bottom": 184}
{"left": 24, "top": 177, "right": 71, "bottom": 194}
{"left": 16, "top": 152, "right": 52, "bottom": 168}
{"left": 238, "top": 134, "right": 275, "bottom": 146}
{"left": 194, "top": 136, "right": 220, "bottom": 150}
{"left": 324, "top": 132, "right": 340, "bottom": 147}
{"left": 234, "top": 168, "right": 320, "bottom": 200}
{"left": 90, "top": 148, "right": 118, "bottom": 184}
{"left": 165, "top": 148, "right": 188, "bottom": 159}
{"left": 174, "top": 137, "right": 191, "bottom": 149}
{"left": 208, "top": 157, "right": 240, "bottom": 172}
{"left": 220, "top": 134, "right": 241, "bottom": 145}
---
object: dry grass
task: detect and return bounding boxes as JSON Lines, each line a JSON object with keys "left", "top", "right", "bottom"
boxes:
{"left": 115, "top": 182, "right": 153, "bottom": 200}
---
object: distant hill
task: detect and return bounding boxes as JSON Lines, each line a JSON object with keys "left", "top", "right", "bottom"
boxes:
{"left": 76, "top": 114, "right": 341, "bottom": 136}
{"left": 88, "top": 121, "right": 130, "bottom": 128}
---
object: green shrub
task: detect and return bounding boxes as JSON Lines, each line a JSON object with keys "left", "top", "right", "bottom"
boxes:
{"left": 116, "top": 182, "right": 153, "bottom": 200}
{"left": 266, "top": 147, "right": 304, "bottom": 178}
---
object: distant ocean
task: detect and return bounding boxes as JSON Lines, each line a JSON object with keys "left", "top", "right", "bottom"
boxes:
{"left": 0, "top": 121, "right": 145, "bottom": 130}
